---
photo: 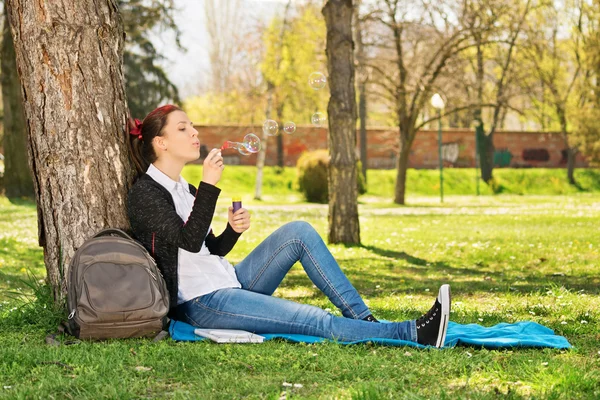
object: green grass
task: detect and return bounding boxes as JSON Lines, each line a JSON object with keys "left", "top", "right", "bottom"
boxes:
{"left": 1, "top": 167, "right": 599, "bottom": 399}
{"left": 180, "top": 165, "right": 600, "bottom": 205}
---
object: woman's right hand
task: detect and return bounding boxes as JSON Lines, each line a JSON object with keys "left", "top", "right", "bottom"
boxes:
{"left": 202, "top": 148, "right": 224, "bottom": 186}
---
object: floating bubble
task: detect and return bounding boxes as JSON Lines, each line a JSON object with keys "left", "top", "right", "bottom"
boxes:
{"left": 220, "top": 133, "right": 261, "bottom": 156}
{"left": 263, "top": 119, "right": 279, "bottom": 136}
{"left": 243, "top": 133, "right": 261, "bottom": 152}
{"left": 283, "top": 121, "right": 296, "bottom": 135}
{"left": 311, "top": 112, "right": 327, "bottom": 127}
{"left": 309, "top": 72, "right": 327, "bottom": 90}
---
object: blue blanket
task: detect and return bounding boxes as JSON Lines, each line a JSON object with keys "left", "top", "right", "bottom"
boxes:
{"left": 169, "top": 319, "right": 571, "bottom": 349}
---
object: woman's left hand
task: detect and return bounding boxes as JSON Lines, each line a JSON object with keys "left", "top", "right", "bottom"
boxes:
{"left": 228, "top": 207, "right": 251, "bottom": 233}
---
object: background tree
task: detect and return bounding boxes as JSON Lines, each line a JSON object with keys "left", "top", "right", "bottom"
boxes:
{"left": 463, "top": 0, "right": 532, "bottom": 183}
{"left": 521, "top": 0, "right": 589, "bottom": 184}
{"left": 570, "top": 0, "right": 600, "bottom": 166}
{"left": 1, "top": 0, "right": 33, "bottom": 199}
{"left": 205, "top": 0, "right": 241, "bottom": 94}
{"left": 360, "top": 0, "right": 493, "bottom": 204}
{"left": 323, "top": 0, "right": 360, "bottom": 244}
{"left": 185, "top": 2, "right": 268, "bottom": 126}
{"left": 354, "top": 0, "right": 368, "bottom": 183}
{"left": 120, "top": 0, "right": 181, "bottom": 118}
{"left": 255, "top": 0, "right": 292, "bottom": 200}
{"left": 6, "top": 0, "right": 133, "bottom": 302}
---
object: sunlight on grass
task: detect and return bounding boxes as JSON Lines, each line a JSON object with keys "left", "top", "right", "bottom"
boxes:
{"left": 0, "top": 168, "right": 599, "bottom": 399}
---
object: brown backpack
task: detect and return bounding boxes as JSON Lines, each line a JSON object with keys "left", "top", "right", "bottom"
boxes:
{"left": 65, "top": 228, "right": 169, "bottom": 340}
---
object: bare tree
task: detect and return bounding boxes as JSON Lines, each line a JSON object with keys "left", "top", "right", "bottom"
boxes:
{"left": 522, "top": 0, "right": 588, "bottom": 184}
{"left": 354, "top": 0, "right": 368, "bottom": 182}
{"left": 6, "top": 0, "right": 133, "bottom": 302}
{"left": 362, "top": 0, "right": 494, "bottom": 204}
{"left": 323, "top": 0, "right": 360, "bottom": 244}
{"left": 205, "top": 0, "right": 242, "bottom": 93}
{"left": 467, "top": 0, "right": 532, "bottom": 182}
{"left": 254, "top": 0, "right": 292, "bottom": 200}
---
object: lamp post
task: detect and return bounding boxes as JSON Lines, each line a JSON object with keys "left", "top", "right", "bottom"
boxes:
{"left": 431, "top": 93, "right": 445, "bottom": 203}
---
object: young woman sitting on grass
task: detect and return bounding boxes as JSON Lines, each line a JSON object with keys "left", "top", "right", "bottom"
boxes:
{"left": 126, "top": 105, "right": 451, "bottom": 347}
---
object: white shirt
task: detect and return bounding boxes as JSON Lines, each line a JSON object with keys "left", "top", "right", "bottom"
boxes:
{"left": 146, "top": 164, "right": 241, "bottom": 304}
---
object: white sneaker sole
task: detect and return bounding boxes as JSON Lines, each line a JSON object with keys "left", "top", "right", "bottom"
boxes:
{"left": 435, "top": 284, "right": 451, "bottom": 348}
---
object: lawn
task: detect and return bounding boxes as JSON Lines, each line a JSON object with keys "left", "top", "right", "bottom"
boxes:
{"left": 0, "top": 167, "right": 599, "bottom": 399}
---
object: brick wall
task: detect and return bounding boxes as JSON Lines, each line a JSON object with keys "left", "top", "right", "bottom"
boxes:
{"left": 0, "top": 126, "right": 585, "bottom": 169}
{"left": 193, "top": 125, "right": 589, "bottom": 169}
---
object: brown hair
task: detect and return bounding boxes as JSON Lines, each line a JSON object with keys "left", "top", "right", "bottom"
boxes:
{"left": 127, "top": 104, "right": 182, "bottom": 177}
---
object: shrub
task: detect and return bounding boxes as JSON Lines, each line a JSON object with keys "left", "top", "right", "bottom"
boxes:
{"left": 296, "top": 150, "right": 367, "bottom": 203}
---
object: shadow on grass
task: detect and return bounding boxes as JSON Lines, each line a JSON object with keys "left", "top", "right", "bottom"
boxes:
{"left": 5, "top": 197, "right": 36, "bottom": 206}
{"left": 272, "top": 244, "right": 600, "bottom": 300}
{"left": 360, "top": 245, "right": 451, "bottom": 268}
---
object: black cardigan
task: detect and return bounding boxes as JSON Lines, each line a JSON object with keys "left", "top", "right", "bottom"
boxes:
{"left": 127, "top": 174, "right": 241, "bottom": 314}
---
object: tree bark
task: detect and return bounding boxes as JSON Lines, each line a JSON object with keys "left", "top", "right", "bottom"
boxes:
{"left": 1, "top": 2, "right": 34, "bottom": 199}
{"left": 323, "top": 0, "right": 360, "bottom": 245}
{"left": 6, "top": 0, "right": 133, "bottom": 303}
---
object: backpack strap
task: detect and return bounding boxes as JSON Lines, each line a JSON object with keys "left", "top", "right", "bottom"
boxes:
{"left": 45, "top": 322, "right": 81, "bottom": 346}
{"left": 92, "top": 228, "right": 134, "bottom": 240}
{"left": 152, "top": 330, "right": 170, "bottom": 342}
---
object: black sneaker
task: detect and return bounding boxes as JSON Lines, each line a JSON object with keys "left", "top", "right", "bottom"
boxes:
{"left": 363, "top": 314, "right": 379, "bottom": 323}
{"left": 416, "top": 284, "right": 450, "bottom": 348}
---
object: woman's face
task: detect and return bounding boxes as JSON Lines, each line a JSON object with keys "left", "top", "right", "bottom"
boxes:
{"left": 155, "top": 110, "right": 200, "bottom": 163}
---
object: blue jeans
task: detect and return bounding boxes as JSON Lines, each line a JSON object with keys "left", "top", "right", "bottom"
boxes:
{"left": 175, "top": 221, "right": 417, "bottom": 342}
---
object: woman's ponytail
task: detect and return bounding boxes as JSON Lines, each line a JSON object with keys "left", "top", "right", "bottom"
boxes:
{"left": 127, "top": 117, "right": 150, "bottom": 177}
{"left": 126, "top": 105, "right": 183, "bottom": 179}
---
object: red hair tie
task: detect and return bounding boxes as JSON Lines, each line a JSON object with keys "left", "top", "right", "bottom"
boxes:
{"left": 130, "top": 118, "right": 143, "bottom": 140}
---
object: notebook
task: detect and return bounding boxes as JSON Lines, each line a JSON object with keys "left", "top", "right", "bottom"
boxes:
{"left": 193, "top": 328, "right": 265, "bottom": 343}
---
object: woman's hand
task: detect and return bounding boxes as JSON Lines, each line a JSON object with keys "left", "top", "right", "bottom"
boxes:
{"left": 228, "top": 207, "right": 250, "bottom": 234}
{"left": 202, "top": 149, "right": 224, "bottom": 186}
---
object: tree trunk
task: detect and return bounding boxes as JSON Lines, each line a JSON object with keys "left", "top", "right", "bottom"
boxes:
{"left": 276, "top": 133, "right": 284, "bottom": 170}
{"left": 6, "top": 0, "right": 133, "bottom": 303}
{"left": 254, "top": 81, "right": 273, "bottom": 200}
{"left": 276, "top": 103, "right": 284, "bottom": 171}
{"left": 358, "top": 79, "right": 367, "bottom": 183}
{"left": 254, "top": 1, "right": 291, "bottom": 195}
{"left": 354, "top": 2, "right": 367, "bottom": 183}
{"left": 323, "top": 0, "right": 360, "bottom": 245}
{"left": 567, "top": 147, "right": 577, "bottom": 185}
{"left": 1, "top": 3, "right": 34, "bottom": 199}
{"left": 479, "top": 129, "right": 495, "bottom": 182}
{"left": 559, "top": 113, "right": 577, "bottom": 186}
{"left": 393, "top": 133, "right": 411, "bottom": 205}
{"left": 474, "top": 40, "right": 494, "bottom": 183}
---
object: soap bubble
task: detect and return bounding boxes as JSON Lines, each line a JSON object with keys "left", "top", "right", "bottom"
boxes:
{"left": 238, "top": 146, "right": 252, "bottom": 156}
{"left": 311, "top": 112, "right": 327, "bottom": 127}
{"left": 220, "top": 133, "right": 261, "bottom": 155}
{"left": 309, "top": 72, "right": 327, "bottom": 90}
{"left": 263, "top": 119, "right": 279, "bottom": 136}
{"left": 283, "top": 121, "right": 296, "bottom": 135}
{"left": 243, "top": 133, "right": 261, "bottom": 152}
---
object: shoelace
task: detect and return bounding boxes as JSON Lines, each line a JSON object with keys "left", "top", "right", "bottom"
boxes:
{"left": 416, "top": 301, "right": 439, "bottom": 329}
